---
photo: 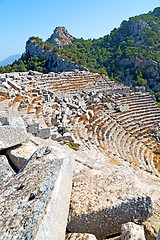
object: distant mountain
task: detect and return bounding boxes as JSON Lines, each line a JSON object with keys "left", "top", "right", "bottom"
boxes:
{"left": 0, "top": 54, "right": 21, "bottom": 67}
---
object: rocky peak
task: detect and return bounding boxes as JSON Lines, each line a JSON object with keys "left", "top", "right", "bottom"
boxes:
{"left": 46, "top": 26, "right": 74, "bottom": 48}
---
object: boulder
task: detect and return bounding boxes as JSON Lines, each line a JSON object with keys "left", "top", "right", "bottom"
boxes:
{"left": 0, "top": 117, "right": 9, "bottom": 125}
{"left": 65, "top": 233, "right": 97, "bottom": 240}
{"left": 115, "top": 104, "right": 129, "bottom": 112}
{"left": 0, "top": 117, "right": 28, "bottom": 151}
{"left": 121, "top": 222, "right": 146, "bottom": 240}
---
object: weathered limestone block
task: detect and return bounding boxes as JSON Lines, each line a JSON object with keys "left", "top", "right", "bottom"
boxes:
{"left": 26, "top": 122, "right": 39, "bottom": 134}
{"left": 51, "top": 132, "right": 63, "bottom": 141}
{"left": 65, "top": 233, "right": 97, "bottom": 240}
{"left": 0, "top": 155, "right": 14, "bottom": 188}
{"left": 135, "top": 86, "right": 145, "bottom": 93}
{"left": 0, "top": 145, "right": 75, "bottom": 240}
{"left": 119, "top": 104, "right": 129, "bottom": 112}
{"left": 7, "top": 79, "right": 21, "bottom": 90}
{"left": 107, "top": 237, "right": 121, "bottom": 240}
{"left": 121, "top": 222, "right": 146, "bottom": 240}
{"left": 67, "top": 160, "right": 159, "bottom": 240}
{"left": 0, "top": 117, "right": 28, "bottom": 150}
{"left": 35, "top": 127, "right": 51, "bottom": 139}
{"left": 104, "top": 102, "right": 113, "bottom": 110}
{"left": 115, "top": 103, "right": 129, "bottom": 112}
{"left": 67, "top": 102, "right": 79, "bottom": 110}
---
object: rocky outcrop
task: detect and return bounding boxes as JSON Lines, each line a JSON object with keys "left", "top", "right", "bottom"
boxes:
{"left": 25, "top": 28, "right": 87, "bottom": 73}
{"left": 119, "top": 57, "right": 160, "bottom": 90}
{"left": 47, "top": 26, "right": 74, "bottom": 48}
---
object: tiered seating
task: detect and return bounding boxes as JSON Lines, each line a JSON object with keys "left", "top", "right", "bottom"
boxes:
{"left": 71, "top": 92, "right": 160, "bottom": 176}
{"left": 0, "top": 71, "right": 160, "bottom": 176}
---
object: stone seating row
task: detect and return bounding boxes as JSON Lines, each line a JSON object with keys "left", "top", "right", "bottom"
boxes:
{"left": 71, "top": 95, "right": 160, "bottom": 176}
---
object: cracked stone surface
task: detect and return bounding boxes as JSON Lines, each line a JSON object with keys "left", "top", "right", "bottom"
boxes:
{"left": 67, "top": 149, "right": 160, "bottom": 240}
{"left": 0, "top": 141, "right": 74, "bottom": 240}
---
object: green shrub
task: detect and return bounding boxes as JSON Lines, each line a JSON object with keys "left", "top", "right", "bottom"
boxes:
{"left": 63, "top": 140, "right": 79, "bottom": 150}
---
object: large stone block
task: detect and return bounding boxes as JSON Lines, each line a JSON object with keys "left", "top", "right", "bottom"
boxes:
{"left": 35, "top": 127, "right": 51, "bottom": 139}
{"left": 0, "top": 145, "right": 75, "bottom": 240}
{"left": 0, "top": 117, "right": 28, "bottom": 151}
{"left": 67, "top": 159, "right": 159, "bottom": 240}
{"left": 26, "top": 122, "right": 39, "bottom": 134}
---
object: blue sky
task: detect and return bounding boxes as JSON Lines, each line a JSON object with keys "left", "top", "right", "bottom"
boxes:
{"left": 0, "top": 0, "right": 159, "bottom": 61}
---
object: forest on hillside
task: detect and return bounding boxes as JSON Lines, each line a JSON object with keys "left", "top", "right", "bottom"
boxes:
{"left": 1, "top": 7, "right": 160, "bottom": 103}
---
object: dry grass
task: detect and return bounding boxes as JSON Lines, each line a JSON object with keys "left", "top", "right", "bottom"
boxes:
{"left": 100, "top": 144, "right": 107, "bottom": 151}
{"left": 51, "top": 118, "right": 57, "bottom": 126}
{"left": 52, "top": 104, "right": 59, "bottom": 110}
{"left": 97, "top": 136, "right": 104, "bottom": 141}
{"left": 35, "top": 107, "right": 42, "bottom": 118}
{"left": 88, "top": 137, "right": 92, "bottom": 141}
{"left": 27, "top": 105, "right": 32, "bottom": 113}
{"left": 13, "top": 95, "right": 22, "bottom": 103}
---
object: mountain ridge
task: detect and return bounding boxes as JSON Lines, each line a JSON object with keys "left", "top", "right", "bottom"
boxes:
{"left": 0, "top": 54, "right": 21, "bottom": 67}
{"left": 1, "top": 7, "right": 160, "bottom": 102}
